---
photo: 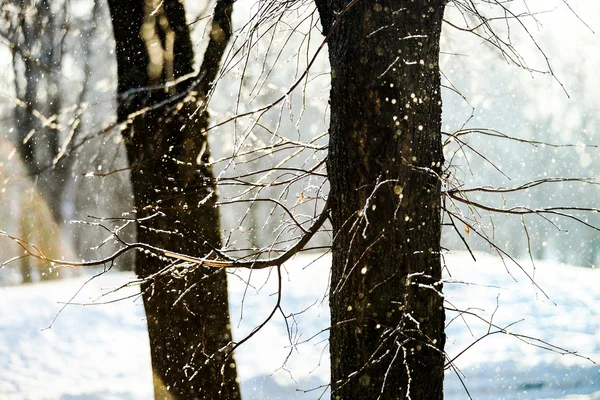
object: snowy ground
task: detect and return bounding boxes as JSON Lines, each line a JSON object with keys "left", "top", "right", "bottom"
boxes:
{"left": 0, "top": 252, "right": 598, "bottom": 399}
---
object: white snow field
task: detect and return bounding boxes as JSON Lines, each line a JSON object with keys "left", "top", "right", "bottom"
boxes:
{"left": 0, "top": 252, "right": 598, "bottom": 399}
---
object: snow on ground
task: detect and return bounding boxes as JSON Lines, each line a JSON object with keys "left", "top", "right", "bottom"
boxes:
{"left": 0, "top": 252, "right": 598, "bottom": 399}
{"left": 442, "top": 254, "right": 600, "bottom": 399}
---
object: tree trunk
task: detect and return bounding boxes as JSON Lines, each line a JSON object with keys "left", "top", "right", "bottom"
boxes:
{"left": 107, "top": 1, "right": 240, "bottom": 398}
{"left": 13, "top": 53, "right": 40, "bottom": 284}
{"left": 10, "top": 2, "right": 69, "bottom": 281}
{"left": 315, "top": 2, "right": 446, "bottom": 399}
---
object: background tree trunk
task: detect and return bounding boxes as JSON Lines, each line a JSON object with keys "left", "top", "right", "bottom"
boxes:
{"left": 10, "top": 2, "right": 68, "bottom": 281}
{"left": 107, "top": 0, "right": 240, "bottom": 398}
{"left": 315, "top": 2, "right": 446, "bottom": 398}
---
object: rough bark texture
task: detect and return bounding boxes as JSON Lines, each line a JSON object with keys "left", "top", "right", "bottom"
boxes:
{"left": 107, "top": 1, "right": 240, "bottom": 398}
{"left": 315, "top": 1, "right": 446, "bottom": 399}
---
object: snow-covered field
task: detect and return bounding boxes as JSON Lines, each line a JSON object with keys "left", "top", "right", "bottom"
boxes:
{"left": 0, "top": 252, "right": 598, "bottom": 399}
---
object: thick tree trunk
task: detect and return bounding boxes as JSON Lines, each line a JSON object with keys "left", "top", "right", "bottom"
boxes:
{"left": 315, "top": 2, "right": 446, "bottom": 399}
{"left": 107, "top": 1, "right": 240, "bottom": 398}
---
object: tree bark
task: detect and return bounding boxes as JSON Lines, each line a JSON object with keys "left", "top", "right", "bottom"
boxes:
{"left": 107, "top": 1, "right": 240, "bottom": 398}
{"left": 315, "top": 1, "right": 446, "bottom": 398}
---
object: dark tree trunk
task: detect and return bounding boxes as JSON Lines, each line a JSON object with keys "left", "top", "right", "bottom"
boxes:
{"left": 13, "top": 56, "right": 38, "bottom": 284}
{"left": 12, "top": 0, "right": 67, "bottom": 224}
{"left": 315, "top": 2, "right": 446, "bottom": 399}
{"left": 38, "top": 0, "right": 68, "bottom": 227}
{"left": 14, "top": 58, "right": 38, "bottom": 178}
{"left": 10, "top": 2, "right": 71, "bottom": 281}
{"left": 107, "top": 1, "right": 240, "bottom": 398}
